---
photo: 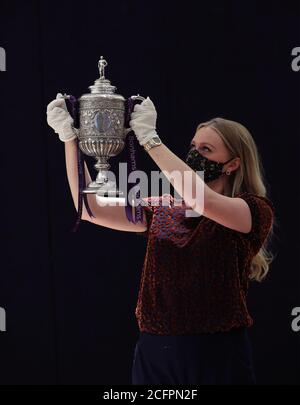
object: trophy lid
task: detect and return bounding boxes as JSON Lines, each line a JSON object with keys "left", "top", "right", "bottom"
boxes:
{"left": 84, "top": 56, "right": 123, "bottom": 99}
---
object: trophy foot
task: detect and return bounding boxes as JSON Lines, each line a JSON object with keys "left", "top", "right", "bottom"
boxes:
{"left": 82, "top": 181, "right": 103, "bottom": 194}
{"left": 96, "top": 188, "right": 124, "bottom": 198}
{"left": 83, "top": 179, "right": 124, "bottom": 197}
{"left": 95, "top": 181, "right": 125, "bottom": 206}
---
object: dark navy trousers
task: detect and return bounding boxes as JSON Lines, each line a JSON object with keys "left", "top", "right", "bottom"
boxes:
{"left": 132, "top": 327, "right": 256, "bottom": 385}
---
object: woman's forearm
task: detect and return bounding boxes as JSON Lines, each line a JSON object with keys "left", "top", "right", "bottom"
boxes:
{"left": 64, "top": 139, "right": 98, "bottom": 219}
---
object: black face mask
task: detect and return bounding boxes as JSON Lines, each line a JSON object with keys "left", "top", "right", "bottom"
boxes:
{"left": 185, "top": 147, "right": 235, "bottom": 183}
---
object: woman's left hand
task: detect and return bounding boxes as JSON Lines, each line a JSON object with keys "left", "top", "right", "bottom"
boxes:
{"left": 129, "top": 96, "right": 159, "bottom": 146}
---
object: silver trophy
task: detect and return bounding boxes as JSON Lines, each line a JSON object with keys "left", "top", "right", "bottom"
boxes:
{"left": 63, "top": 56, "right": 145, "bottom": 200}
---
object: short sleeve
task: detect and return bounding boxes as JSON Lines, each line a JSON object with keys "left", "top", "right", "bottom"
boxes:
{"left": 135, "top": 196, "right": 160, "bottom": 238}
{"left": 237, "top": 192, "right": 275, "bottom": 255}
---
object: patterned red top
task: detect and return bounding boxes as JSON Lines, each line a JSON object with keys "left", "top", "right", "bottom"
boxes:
{"left": 135, "top": 192, "right": 275, "bottom": 335}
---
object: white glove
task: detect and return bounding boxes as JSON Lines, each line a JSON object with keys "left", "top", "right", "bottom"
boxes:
{"left": 46, "top": 93, "right": 77, "bottom": 142}
{"left": 129, "top": 96, "right": 158, "bottom": 146}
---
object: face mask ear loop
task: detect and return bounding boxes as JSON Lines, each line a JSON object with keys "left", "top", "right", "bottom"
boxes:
{"left": 224, "top": 156, "right": 236, "bottom": 164}
{"left": 220, "top": 156, "right": 236, "bottom": 177}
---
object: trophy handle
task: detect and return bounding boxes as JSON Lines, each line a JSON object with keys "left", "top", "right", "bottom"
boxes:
{"left": 60, "top": 93, "right": 80, "bottom": 129}
{"left": 124, "top": 95, "right": 146, "bottom": 135}
{"left": 129, "top": 94, "right": 146, "bottom": 102}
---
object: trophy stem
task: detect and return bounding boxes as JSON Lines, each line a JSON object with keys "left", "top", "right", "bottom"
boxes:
{"left": 94, "top": 156, "right": 110, "bottom": 172}
{"left": 82, "top": 156, "right": 123, "bottom": 197}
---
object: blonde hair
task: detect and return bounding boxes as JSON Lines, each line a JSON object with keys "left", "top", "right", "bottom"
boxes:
{"left": 196, "top": 117, "right": 277, "bottom": 282}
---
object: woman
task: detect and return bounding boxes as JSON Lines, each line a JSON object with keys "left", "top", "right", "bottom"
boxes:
{"left": 47, "top": 94, "right": 275, "bottom": 385}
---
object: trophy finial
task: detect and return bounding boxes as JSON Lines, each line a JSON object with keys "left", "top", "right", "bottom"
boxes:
{"left": 89, "top": 55, "right": 117, "bottom": 94}
{"left": 98, "top": 56, "right": 108, "bottom": 80}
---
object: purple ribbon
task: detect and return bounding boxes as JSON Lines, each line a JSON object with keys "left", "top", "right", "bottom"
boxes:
{"left": 124, "top": 97, "right": 144, "bottom": 224}
{"left": 64, "top": 95, "right": 95, "bottom": 233}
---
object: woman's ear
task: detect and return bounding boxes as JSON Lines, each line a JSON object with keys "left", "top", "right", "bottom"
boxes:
{"left": 226, "top": 157, "right": 240, "bottom": 173}
{"left": 231, "top": 157, "right": 241, "bottom": 172}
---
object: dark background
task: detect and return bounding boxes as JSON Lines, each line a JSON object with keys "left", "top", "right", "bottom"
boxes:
{"left": 0, "top": 0, "right": 299, "bottom": 385}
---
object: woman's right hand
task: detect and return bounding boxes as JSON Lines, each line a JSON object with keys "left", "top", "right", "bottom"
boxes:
{"left": 46, "top": 93, "right": 77, "bottom": 142}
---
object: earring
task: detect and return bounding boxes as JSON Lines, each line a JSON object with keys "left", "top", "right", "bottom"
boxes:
{"left": 225, "top": 170, "right": 231, "bottom": 175}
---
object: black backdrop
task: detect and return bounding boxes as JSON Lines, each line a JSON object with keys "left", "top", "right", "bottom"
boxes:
{"left": 0, "top": 0, "right": 299, "bottom": 385}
